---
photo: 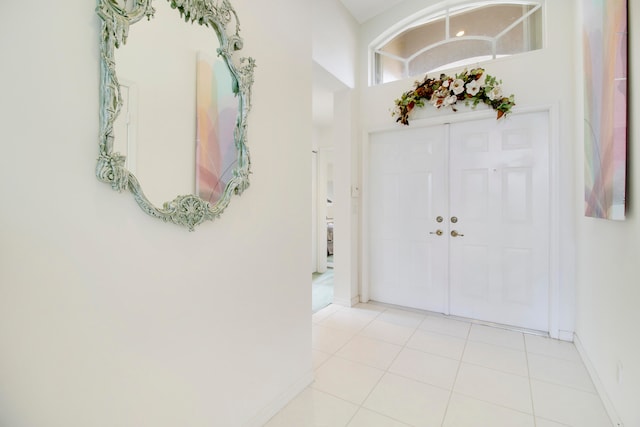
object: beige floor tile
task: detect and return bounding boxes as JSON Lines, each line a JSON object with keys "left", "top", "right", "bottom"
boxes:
{"left": 462, "top": 340, "right": 528, "bottom": 377}
{"left": 360, "top": 319, "right": 416, "bottom": 346}
{"left": 531, "top": 380, "right": 613, "bottom": 427}
{"left": 406, "top": 328, "right": 467, "bottom": 360}
{"left": 347, "top": 408, "right": 411, "bottom": 427}
{"left": 525, "top": 334, "right": 581, "bottom": 362}
{"left": 528, "top": 353, "right": 596, "bottom": 392}
{"left": 336, "top": 335, "right": 403, "bottom": 370}
{"left": 453, "top": 363, "right": 532, "bottom": 414}
{"left": 312, "top": 324, "right": 355, "bottom": 354}
{"left": 389, "top": 347, "right": 459, "bottom": 390}
{"left": 313, "top": 356, "right": 385, "bottom": 405}
{"left": 468, "top": 324, "right": 525, "bottom": 351}
{"left": 363, "top": 373, "right": 450, "bottom": 426}
{"left": 442, "top": 393, "right": 535, "bottom": 427}
{"left": 264, "top": 388, "right": 358, "bottom": 427}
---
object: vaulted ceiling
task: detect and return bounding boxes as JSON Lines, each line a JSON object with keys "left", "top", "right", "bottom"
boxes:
{"left": 338, "top": 0, "right": 405, "bottom": 23}
{"left": 314, "top": 0, "right": 403, "bottom": 127}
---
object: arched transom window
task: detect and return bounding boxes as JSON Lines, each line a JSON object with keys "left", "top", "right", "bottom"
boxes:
{"left": 371, "top": 1, "right": 543, "bottom": 85}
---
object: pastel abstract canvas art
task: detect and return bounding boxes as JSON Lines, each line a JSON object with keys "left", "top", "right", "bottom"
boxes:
{"left": 195, "top": 52, "right": 239, "bottom": 205}
{"left": 583, "top": 0, "right": 628, "bottom": 220}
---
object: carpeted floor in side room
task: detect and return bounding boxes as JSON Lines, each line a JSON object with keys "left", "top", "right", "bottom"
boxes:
{"left": 312, "top": 269, "right": 333, "bottom": 313}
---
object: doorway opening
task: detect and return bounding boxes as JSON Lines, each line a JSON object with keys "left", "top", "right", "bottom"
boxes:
{"left": 311, "top": 62, "right": 355, "bottom": 312}
{"left": 313, "top": 163, "right": 334, "bottom": 313}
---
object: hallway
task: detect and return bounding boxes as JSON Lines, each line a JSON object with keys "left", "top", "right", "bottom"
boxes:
{"left": 266, "top": 303, "right": 612, "bottom": 426}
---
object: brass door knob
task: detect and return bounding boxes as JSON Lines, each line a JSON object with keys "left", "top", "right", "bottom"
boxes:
{"left": 451, "top": 230, "right": 464, "bottom": 237}
{"left": 429, "top": 229, "right": 443, "bottom": 236}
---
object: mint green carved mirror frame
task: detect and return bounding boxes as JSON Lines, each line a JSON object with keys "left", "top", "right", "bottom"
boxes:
{"left": 96, "top": 0, "right": 255, "bottom": 230}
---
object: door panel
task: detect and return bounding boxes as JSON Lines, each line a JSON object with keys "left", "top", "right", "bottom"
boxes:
{"left": 368, "top": 126, "right": 449, "bottom": 313}
{"left": 449, "top": 111, "right": 549, "bottom": 331}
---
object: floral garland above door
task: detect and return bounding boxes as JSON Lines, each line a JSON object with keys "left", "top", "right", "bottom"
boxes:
{"left": 392, "top": 68, "right": 516, "bottom": 125}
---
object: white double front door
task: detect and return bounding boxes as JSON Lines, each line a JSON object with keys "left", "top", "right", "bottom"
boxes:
{"left": 367, "top": 111, "right": 550, "bottom": 331}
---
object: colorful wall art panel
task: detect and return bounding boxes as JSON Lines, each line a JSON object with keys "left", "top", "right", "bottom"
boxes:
{"left": 583, "top": 0, "right": 628, "bottom": 220}
{"left": 195, "top": 52, "right": 239, "bottom": 205}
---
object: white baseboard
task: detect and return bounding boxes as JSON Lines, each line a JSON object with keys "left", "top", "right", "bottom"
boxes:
{"left": 573, "top": 333, "right": 624, "bottom": 427}
{"left": 244, "top": 371, "right": 314, "bottom": 427}
{"left": 557, "top": 329, "right": 574, "bottom": 342}
{"left": 332, "top": 295, "right": 360, "bottom": 307}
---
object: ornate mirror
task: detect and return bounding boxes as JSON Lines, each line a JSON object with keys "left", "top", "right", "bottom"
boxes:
{"left": 96, "top": 0, "right": 255, "bottom": 230}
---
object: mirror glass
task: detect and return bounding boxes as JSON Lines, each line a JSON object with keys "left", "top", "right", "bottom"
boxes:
{"left": 97, "top": 0, "right": 255, "bottom": 230}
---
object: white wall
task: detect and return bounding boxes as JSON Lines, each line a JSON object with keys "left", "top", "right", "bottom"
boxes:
{"left": 332, "top": 89, "right": 361, "bottom": 306}
{"left": 312, "top": 0, "right": 360, "bottom": 303}
{"left": 574, "top": 2, "right": 640, "bottom": 425}
{"left": 312, "top": 0, "right": 359, "bottom": 88}
{"left": 0, "top": 1, "right": 312, "bottom": 426}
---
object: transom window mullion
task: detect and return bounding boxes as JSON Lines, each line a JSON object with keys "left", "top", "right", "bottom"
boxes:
{"left": 371, "top": 1, "right": 543, "bottom": 86}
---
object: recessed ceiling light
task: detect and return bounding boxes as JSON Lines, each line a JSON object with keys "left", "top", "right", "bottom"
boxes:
{"left": 456, "top": 30, "right": 465, "bottom": 37}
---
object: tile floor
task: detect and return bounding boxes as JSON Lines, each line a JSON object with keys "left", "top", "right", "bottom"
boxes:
{"left": 265, "top": 303, "right": 613, "bottom": 427}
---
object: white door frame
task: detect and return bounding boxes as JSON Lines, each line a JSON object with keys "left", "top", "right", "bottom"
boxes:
{"left": 361, "top": 105, "right": 566, "bottom": 338}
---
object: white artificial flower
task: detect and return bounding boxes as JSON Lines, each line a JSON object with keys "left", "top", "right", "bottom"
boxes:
{"left": 488, "top": 85, "right": 503, "bottom": 101}
{"left": 442, "top": 79, "right": 450, "bottom": 88}
{"left": 476, "top": 72, "right": 487, "bottom": 87}
{"left": 465, "top": 79, "right": 481, "bottom": 96}
{"left": 444, "top": 95, "right": 457, "bottom": 106}
{"left": 429, "top": 87, "right": 447, "bottom": 108}
{"left": 451, "top": 79, "right": 465, "bottom": 95}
